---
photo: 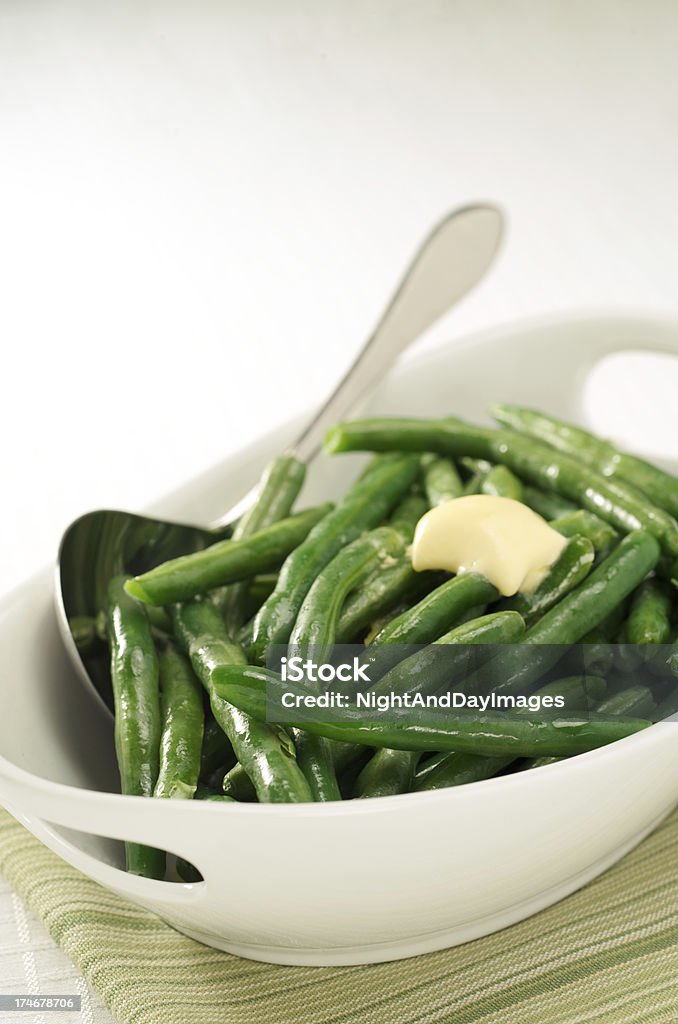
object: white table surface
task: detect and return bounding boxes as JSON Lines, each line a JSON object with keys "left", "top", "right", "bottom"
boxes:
{"left": 1, "top": 2, "right": 678, "bottom": 1019}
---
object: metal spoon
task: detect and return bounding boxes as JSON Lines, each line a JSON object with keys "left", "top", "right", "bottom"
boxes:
{"left": 57, "top": 203, "right": 504, "bottom": 710}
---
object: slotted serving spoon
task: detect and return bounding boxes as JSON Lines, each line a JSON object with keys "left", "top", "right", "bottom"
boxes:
{"left": 56, "top": 203, "right": 504, "bottom": 710}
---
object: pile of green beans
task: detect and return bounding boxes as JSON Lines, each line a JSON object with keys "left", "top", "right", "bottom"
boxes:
{"left": 97, "top": 406, "right": 678, "bottom": 878}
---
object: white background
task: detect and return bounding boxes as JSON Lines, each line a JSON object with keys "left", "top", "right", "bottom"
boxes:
{"left": 1, "top": 0, "right": 678, "bottom": 599}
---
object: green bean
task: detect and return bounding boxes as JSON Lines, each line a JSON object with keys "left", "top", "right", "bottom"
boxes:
{"left": 289, "top": 527, "right": 406, "bottom": 658}
{"left": 331, "top": 740, "right": 370, "bottom": 774}
{"left": 614, "top": 623, "right": 648, "bottom": 673}
{"left": 413, "top": 674, "right": 606, "bottom": 791}
{"left": 368, "top": 611, "right": 526, "bottom": 700}
{"left": 195, "top": 786, "right": 235, "bottom": 802}
{"left": 580, "top": 635, "right": 616, "bottom": 676}
{"left": 461, "top": 457, "right": 493, "bottom": 477}
{"left": 499, "top": 535, "right": 595, "bottom": 627}
{"left": 656, "top": 686, "right": 678, "bottom": 720}
{"left": 627, "top": 578, "right": 672, "bottom": 644}
{"left": 354, "top": 749, "right": 420, "bottom": 798}
{"left": 491, "top": 404, "right": 678, "bottom": 519}
{"left": 153, "top": 646, "right": 204, "bottom": 800}
{"left": 481, "top": 465, "right": 524, "bottom": 501}
{"left": 107, "top": 576, "right": 164, "bottom": 879}
{"left": 338, "top": 747, "right": 374, "bottom": 798}
{"left": 144, "top": 605, "right": 173, "bottom": 634}
{"left": 335, "top": 561, "right": 437, "bottom": 644}
{"left": 171, "top": 600, "right": 312, "bottom": 803}
{"left": 353, "top": 613, "right": 524, "bottom": 787}
{"left": 324, "top": 418, "right": 678, "bottom": 557}
{"left": 597, "top": 684, "right": 655, "bottom": 718}
{"left": 414, "top": 751, "right": 513, "bottom": 791}
{"left": 536, "top": 673, "right": 608, "bottom": 708}
{"left": 211, "top": 663, "right": 650, "bottom": 757}
{"left": 199, "top": 716, "right": 234, "bottom": 782}
{"left": 423, "top": 457, "right": 463, "bottom": 506}
{"left": 70, "top": 615, "right": 99, "bottom": 654}
{"left": 462, "top": 470, "right": 485, "bottom": 495}
{"left": 218, "top": 455, "right": 305, "bottom": 633}
{"left": 388, "top": 492, "right": 428, "bottom": 541}
{"left": 291, "top": 730, "right": 342, "bottom": 801}
{"left": 236, "top": 733, "right": 366, "bottom": 802}
{"left": 519, "top": 531, "right": 659, "bottom": 641}
{"left": 126, "top": 505, "right": 332, "bottom": 608}
{"left": 372, "top": 572, "right": 500, "bottom": 647}
{"left": 364, "top": 604, "right": 411, "bottom": 645}
{"left": 222, "top": 762, "right": 257, "bottom": 801}
{"left": 250, "top": 454, "right": 421, "bottom": 662}
{"left": 522, "top": 486, "right": 578, "bottom": 521}
{"left": 549, "top": 510, "right": 618, "bottom": 555}
{"left": 478, "top": 531, "right": 661, "bottom": 696}
{"left": 245, "top": 574, "right": 278, "bottom": 609}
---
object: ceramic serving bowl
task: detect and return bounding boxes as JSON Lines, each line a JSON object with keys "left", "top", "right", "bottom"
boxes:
{"left": 1, "top": 312, "right": 677, "bottom": 966}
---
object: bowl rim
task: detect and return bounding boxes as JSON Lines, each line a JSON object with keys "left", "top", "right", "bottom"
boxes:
{"left": 0, "top": 661, "right": 673, "bottom": 820}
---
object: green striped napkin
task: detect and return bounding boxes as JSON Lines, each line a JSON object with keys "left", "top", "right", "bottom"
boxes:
{"left": 1, "top": 806, "right": 677, "bottom": 1024}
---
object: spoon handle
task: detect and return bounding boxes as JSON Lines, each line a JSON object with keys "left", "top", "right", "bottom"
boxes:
{"left": 218, "top": 203, "right": 503, "bottom": 526}
{"left": 293, "top": 203, "right": 503, "bottom": 463}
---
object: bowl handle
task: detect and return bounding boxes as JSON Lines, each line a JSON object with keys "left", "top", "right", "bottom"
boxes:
{"left": 5, "top": 803, "right": 213, "bottom": 907}
{"left": 0, "top": 757, "right": 217, "bottom": 898}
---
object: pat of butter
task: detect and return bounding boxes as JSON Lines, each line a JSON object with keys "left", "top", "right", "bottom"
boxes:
{"left": 411, "top": 494, "right": 567, "bottom": 597}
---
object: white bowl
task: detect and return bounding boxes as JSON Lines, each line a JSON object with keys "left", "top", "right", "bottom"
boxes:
{"left": 1, "top": 312, "right": 677, "bottom": 966}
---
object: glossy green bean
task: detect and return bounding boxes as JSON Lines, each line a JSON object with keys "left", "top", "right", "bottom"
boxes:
{"left": 289, "top": 527, "right": 406, "bottom": 661}
{"left": 354, "top": 749, "right": 420, "bottom": 798}
{"left": 413, "top": 674, "right": 606, "bottom": 791}
{"left": 388, "top": 492, "right": 429, "bottom": 541}
{"left": 372, "top": 572, "right": 500, "bottom": 647}
{"left": 222, "top": 762, "right": 257, "bottom": 801}
{"left": 522, "top": 485, "right": 578, "bottom": 521}
{"left": 481, "top": 464, "right": 524, "bottom": 501}
{"left": 219, "top": 454, "right": 306, "bottom": 632}
{"left": 211, "top": 663, "right": 650, "bottom": 757}
{"left": 335, "top": 561, "right": 437, "bottom": 644}
{"left": 499, "top": 534, "right": 595, "bottom": 627}
{"left": 597, "top": 684, "right": 655, "bottom": 718}
{"left": 627, "top": 578, "right": 672, "bottom": 644}
{"left": 199, "top": 716, "right": 234, "bottom": 782}
{"left": 324, "top": 418, "right": 678, "bottom": 557}
{"left": 549, "top": 510, "right": 618, "bottom": 554}
{"left": 478, "top": 531, "right": 661, "bottom": 696}
{"left": 492, "top": 403, "right": 678, "bottom": 519}
{"left": 368, "top": 611, "right": 526, "bottom": 700}
{"left": 127, "top": 504, "right": 332, "bottom": 607}
{"left": 171, "top": 600, "right": 312, "bottom": 803}
{"left": 250, "top": 454, "right": 421, "bottom": 662}
{"left": 107, "top": 576, "right": 164, "bottom": 879}
{"left": 291, "top": 730, "right": 342, "bottom": 801}
{"left": 414, "top": 751, "right": 513, "bottom": 791}
{"left": 222, "top": 735, "right": 367, "bottom": 800}
{"left": 423, "top": 456, "right": 463, "bottom": 506}
{"left": 154, "top": 646, "right": 204, "bottom": 800}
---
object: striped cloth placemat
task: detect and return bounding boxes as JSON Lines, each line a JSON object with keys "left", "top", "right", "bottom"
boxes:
{"left": 0, "top": 805, "right": 677, "bottom": 1024}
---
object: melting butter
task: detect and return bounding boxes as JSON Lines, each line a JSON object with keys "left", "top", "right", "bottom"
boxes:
{"left": 411, "top": 494, "right": 567, "bottom": 597}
